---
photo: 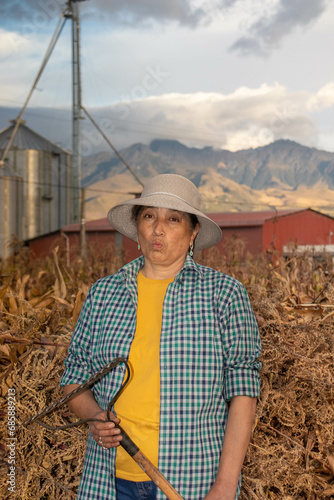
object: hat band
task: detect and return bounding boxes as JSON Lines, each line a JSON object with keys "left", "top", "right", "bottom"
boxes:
{"left": 142, "top": 191, "right": 199, "bottom": 210}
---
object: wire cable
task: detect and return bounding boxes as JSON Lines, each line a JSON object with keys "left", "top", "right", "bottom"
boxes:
{"left": 0, "top": 7, "right": 70, "bottom": 163}
{"left": 82, "top": 105, "right": 144, "bottom": 187}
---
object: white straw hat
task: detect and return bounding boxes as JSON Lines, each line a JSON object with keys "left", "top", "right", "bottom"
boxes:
{"left": 107, "top": 174, "right": 222, "bottom": 250}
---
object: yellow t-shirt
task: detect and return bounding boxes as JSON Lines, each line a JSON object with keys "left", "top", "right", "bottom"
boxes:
{"left": 114, "top": 270, "right": 174, "bottom": 480}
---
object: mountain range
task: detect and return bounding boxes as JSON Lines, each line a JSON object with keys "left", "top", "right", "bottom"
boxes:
{"left": 81, "top": 139, "right": 334, "bottom": 219}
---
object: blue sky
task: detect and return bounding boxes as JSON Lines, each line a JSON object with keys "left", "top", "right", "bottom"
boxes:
{"left": 1, "top": 0, "right": 334, "bottom": 153}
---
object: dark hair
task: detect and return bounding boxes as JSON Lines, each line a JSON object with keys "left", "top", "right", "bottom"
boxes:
{"left": 131, "top": 205, "right": 144, "bottom": 223}
{"left": 131, "top": 205, "right": 199, "bottom": 230}
{"left": 188, "top": 213, "right": 199, "bottom": 231}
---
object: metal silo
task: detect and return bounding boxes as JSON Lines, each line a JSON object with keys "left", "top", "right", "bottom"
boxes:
{"left": 0, "top": 166, "right": 23, "bottom": 260}
{"left": 0, "top": 121, "right": 76, "bottom": 257}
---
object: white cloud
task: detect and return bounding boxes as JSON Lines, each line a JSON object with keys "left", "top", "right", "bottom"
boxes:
{"left": 307, "top": 83, "right": 334, "bottom": 111}
{"left": 0, "top": 28, "right": 29, "bottom": 59}
{"left": 2, "top": 82, "right": 334, "bottom": 154}
{"left": 0, "top": 25, "right": 74, "bottom": 107}
{"left": 1, "top": 2, "right": 333, "bottom": 154}
{"left": 91, "top": 83, "right": 326, "bottom": 151}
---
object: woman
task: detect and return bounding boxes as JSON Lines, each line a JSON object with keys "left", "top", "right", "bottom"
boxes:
{"left": 60, "top": 174, "right": 261, "bottom": 500}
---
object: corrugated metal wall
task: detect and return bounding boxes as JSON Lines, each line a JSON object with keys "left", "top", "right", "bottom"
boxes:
{"left": 0, "top": 147, "right": 75, "bottom": 257}
{"left": 2, "top": 148, "right": 74, "bottom": 247}
{"left": 0, "top": 173, "right": 23, "bottom": 259}
{"left": 262, "top": 210, "right": 334, "bottom": 252}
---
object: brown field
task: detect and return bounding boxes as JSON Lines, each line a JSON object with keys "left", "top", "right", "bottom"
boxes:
{"left": 0, "top": 240, "right": 333, "bottom": 499}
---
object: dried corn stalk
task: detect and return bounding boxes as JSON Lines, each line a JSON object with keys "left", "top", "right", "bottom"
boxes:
{"left": 0, "top": 245, "right": 333, "bottom": 498}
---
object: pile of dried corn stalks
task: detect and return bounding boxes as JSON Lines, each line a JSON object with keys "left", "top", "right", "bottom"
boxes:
{"left": 0, "top": 244, "right": 333, "bottom": 499}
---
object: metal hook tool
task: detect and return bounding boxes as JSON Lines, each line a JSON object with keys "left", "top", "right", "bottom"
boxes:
{"left": 21, "top": 357, "right": 183, "bottom": 500}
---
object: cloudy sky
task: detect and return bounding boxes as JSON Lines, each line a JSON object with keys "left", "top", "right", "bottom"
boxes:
{"left": 1, "top": 0, "right": 334, "bottom": 154}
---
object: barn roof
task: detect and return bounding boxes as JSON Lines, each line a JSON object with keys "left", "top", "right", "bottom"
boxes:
{"left": 208, "top": 209, "right": 300, "bottom": 227}
{"left": 208, "top": 208, "right": 334, "bottom": 227}
{"left": 62, "top": 218, "right": 113, "bottom": 233}
{"left": 0, "top": 121, "right": 68, "bottom": 154}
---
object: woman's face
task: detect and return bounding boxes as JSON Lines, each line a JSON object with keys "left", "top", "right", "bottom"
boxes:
{"left": 137, "top": 206, "right": 199, "bottom": 274}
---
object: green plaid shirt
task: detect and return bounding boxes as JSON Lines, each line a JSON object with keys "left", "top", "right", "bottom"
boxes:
{"left": 60, "top": 255, "right": 261, "bottom": 499}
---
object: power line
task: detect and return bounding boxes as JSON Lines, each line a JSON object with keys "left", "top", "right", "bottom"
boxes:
{"left": 0, "top": 170, "right": 140, "bottom": 196}
{"left": 82, "top": 105, "right": 144, "bottom": 187}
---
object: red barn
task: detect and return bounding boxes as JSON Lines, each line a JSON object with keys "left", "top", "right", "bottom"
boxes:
{"left": 27, "top": 208, "right": 334, "bottom": 262}
{"left": 213, "top": 208, "right": 334, "bottom": 256}
{"left": 28, "top": 217, "right": 141, "bottom": 263}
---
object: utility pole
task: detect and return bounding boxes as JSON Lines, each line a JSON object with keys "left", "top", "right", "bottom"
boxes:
{"left": 80, "top": 187, "right": 87, "bottom": 258}
{"left": 66, "top": 0, "right": 85, "bottom": 224}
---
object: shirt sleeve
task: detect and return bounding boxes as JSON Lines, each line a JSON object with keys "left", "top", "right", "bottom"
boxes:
{"left": 219, "top": 280, "right": 262, "bottom": 401}
{"left": 60, "top": 288, "right": 94, "bottom": 387}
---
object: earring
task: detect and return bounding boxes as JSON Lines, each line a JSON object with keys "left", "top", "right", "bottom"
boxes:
{"left": 137, "top": 243, "right": 141, "bottom": 251}
{"left": 189, "top": 244, "right": 194, "bottom": 257}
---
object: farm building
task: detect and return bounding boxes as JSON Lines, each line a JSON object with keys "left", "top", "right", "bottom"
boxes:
{"left": 0, "top": 121, "right": 77, "bottom": 259}
{"left": 27, "top": 207, "right": 334, "bottom": 262}
{"left": 212, "top": 208, "right": 334, "bottom": 256}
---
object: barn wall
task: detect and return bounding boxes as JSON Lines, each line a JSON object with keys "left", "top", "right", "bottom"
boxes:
{"left": 262, "top": 211, "right": 334, "bottom": 252}
{"left": 29, "top": 232, "right": 64, "bottom": 257}
{"left": 29, "top": 231, "right": 117, "bottom": 259}
{"left": 28, "top": 229, "right": 142, "bottom": 265}
{"left": 122, "top": 235, "right": 141, "bottom": 262}
{"left": 214, "top": 226, "right": 263, "bottom": 256}
{"left": 27, "top": 210, "right": 334, "bottom": 263}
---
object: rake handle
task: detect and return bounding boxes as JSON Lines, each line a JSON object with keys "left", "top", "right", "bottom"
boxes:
{"left": 116, "top": 423, "right": 184, "bottom": 500}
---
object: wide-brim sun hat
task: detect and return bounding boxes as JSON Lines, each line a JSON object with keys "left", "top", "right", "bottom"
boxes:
{"left": 107, "top": 174, "right": 222, "bottom": 250}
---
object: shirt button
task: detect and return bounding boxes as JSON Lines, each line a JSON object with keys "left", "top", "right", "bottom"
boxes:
{"left": 127, "top": 333, "right": 132, "bottom": 338}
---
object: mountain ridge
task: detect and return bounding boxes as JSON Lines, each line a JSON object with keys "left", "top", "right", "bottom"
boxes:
{"left": 81, "top": 139, "right": 334, "bottom": 219}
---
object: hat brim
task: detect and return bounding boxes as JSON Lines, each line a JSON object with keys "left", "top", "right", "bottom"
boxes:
{"left": 107, "top": 193, "right": 222, "bottom": 250}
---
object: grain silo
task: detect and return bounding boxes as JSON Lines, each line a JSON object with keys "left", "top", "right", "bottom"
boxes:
{"left": 0, "top": 121, "right": 77, "bottom": 258}
{"left": 0, "top": 165, "right": 24, "bottom": 260}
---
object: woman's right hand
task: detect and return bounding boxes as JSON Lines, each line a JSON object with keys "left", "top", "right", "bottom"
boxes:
{"left": 89, "top": 410, "right": 123, "bottom": 449}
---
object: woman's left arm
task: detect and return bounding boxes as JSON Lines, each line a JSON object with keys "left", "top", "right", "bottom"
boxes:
{"left": 204, "top": 395, "right": 257, "bottom": 500}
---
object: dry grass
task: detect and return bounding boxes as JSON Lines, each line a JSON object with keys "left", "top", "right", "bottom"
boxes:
{"left": 1, "top": 238, "right": 334, "bottom": 499}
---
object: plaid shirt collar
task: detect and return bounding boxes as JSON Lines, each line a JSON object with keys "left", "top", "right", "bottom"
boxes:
{"left": 118, "top": 253, "right": 203, "bottom": 284}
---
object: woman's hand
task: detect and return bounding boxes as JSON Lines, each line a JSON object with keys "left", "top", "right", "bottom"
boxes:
{"left": 62, "top": 385, "right": 123, "bottom": 449}
{"left": 89, "top": 410, "right": 123, "bottom": 449}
